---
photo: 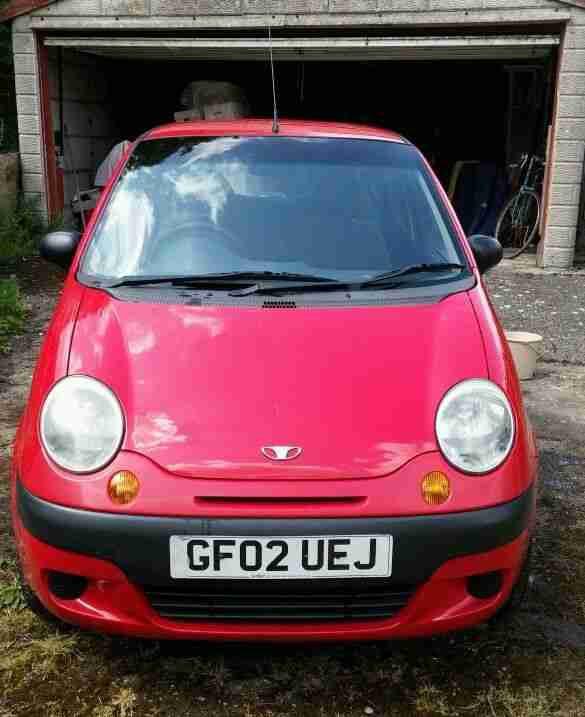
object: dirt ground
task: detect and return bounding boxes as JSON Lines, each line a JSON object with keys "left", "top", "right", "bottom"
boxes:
{"left": 1, "top": 258, "right": 584, "bottom": 717}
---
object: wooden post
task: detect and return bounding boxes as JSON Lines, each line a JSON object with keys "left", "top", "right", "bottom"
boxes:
{"left": 36, "top": 33, "right": 64, "bottom": 218}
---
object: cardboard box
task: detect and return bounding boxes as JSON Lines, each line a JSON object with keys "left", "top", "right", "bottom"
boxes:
{"left": 203, "top": 102, "right": 245, "bottom": 120}
{"left": 174, "top": 108, "right": 203, "bottom": 122}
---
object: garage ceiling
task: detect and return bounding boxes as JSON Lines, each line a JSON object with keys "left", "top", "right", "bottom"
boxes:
{"left": 44, "top": 35, "right": 559, "bottom": 62}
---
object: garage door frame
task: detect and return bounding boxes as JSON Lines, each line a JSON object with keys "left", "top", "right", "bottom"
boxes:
{"left": 44, "top": 34, "right": 560, "bottom": 62}
{"left": 38, "top": 31, "right": 561, "bottom": 230}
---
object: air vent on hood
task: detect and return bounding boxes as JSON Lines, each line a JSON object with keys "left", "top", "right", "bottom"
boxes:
{"left": 262, "top": 299, "right": 297, "bottom": 309}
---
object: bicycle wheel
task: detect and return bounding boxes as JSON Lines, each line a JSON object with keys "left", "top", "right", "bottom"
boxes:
{"left": 495, "top": 190, "right": 541, "bottom": 260}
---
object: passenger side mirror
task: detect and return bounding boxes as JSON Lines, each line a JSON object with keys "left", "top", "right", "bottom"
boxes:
{"left": 40, "top": 230, "right": 82, "bottom": 270}
{"left": 468, "top": 235, "right": 503, "bottom": 275}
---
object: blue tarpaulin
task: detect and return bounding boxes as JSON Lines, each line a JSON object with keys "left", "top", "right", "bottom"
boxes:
{"left": 452, "top": 162, "right": 508, "bottom": 237}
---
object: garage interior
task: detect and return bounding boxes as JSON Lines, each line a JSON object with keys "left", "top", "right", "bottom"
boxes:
{"left": 45, "top": 34, "right": 559, "bottom": 234}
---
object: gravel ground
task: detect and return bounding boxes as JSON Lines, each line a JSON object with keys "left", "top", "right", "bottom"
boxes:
{"left": 486, "top": 259, "right": 585, "bottom": 365}
{"left": 485, "top": 259, "right": 585, "bottom": 451}
{"left": 0, "top": 259, "right": 62, "bottom": 564}
{"left": 0, "top": 258, "right": 584, "bottom": 717}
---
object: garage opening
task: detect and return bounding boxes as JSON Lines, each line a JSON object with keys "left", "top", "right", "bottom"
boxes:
{"left": 44, "top": 35, "right": 558, "bottom": 237}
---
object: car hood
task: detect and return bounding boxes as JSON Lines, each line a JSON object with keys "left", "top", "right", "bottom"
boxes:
{"left": 69, "top": 289, "right": 487, "bottom": 479}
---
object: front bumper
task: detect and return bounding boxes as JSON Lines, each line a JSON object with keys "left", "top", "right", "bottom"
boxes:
{"left": 15, "top": 480, "right": 535, "bottom": 640}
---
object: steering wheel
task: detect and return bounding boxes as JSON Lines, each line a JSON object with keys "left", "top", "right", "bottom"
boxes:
{"left": 149, "top": 218, "right": 242, "bottom": 272}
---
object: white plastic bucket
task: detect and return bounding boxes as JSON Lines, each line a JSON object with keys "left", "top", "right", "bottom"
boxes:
{"left": 505, "top": 331, "right": 543, "bottom": 380}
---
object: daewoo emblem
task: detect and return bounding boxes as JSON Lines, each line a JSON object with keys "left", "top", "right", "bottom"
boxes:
{"left": 261, "top": 446, "right": 303, "bottom": 461}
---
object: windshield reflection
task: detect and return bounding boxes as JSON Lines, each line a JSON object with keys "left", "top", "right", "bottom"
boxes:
{"left": 82, "top": 136, "right": 463, "bottom": 283}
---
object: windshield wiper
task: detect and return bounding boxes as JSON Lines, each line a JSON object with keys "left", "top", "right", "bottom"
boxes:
{"left": 97, "top": 265, "right": 466, "bottom": 294}
{"left": 197, "top": 271, "right": 338, "bottom": 284}
{"left": 226, "top": 263, "right": 468, "bottom": 296}
{"left": 100, "top": 271, "right": 338, "bottom": 289}
{"left": 359, "top": 263, "right": 467, "bottom": 288}
{"left": 228, "top": 274, "right": 345, "bottom": 296}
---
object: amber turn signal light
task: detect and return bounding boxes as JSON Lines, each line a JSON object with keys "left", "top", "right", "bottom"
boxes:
{"left": 108, "top": 471, "right": 139, "bottom": 505}
{"left": 421, "top": 471, "right": 451, "bottom": 505}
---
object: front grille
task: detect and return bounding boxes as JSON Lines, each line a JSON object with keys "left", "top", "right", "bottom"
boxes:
{"left": 142, "top": 579, "right": 417, "bottom": 622}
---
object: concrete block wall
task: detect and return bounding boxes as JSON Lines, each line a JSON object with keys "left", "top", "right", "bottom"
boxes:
{"left": 11, "top": 0, "right": 585, "bottom": 267}
{"left": 12, "top": 16, "right": 43, "bottom": 215}
{"left": 553, "top": 15, "right": 585, "bottom": 264}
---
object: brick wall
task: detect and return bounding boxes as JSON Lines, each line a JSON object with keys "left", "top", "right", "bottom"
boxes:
{"left": 11, "top": 0, "right": 585, "bottom": 267}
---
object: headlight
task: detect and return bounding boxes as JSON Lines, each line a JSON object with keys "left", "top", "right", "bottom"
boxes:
{"left": 435, "top": 379, "right": 514, "bottom": 474}
{"left": 40, "top": 376, "right": 124, "bottom": 473}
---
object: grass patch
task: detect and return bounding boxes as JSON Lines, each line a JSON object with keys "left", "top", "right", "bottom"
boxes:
{"left": 413, "top": 683, "right": 451, "bottom": 715}
{"left": 0, "top": 277, "right": 25, "bottom": 352}
{"left": 0, "top": 630, "right": 78, "bottom": 686}
{"left": 93, "top": 687, "right": 138, "bottom": 717}
{"left": 0, "top": 600, "right": 78, "bottom": 697}
{"left": 0, "top": 559, "right": 25, "bottom": 611}
{"left": 0, "top": 573, "right": 24, "bottom": 611}
{"left": 0, "top": 195, "right": 62, "bottom": 265}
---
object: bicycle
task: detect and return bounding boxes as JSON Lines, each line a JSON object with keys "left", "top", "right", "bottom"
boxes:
{"left": 495, "top": 154, "right": 545, "bottom": 259}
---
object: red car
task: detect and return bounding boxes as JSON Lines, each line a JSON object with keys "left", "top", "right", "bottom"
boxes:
{"left": 11, "top": 120, "right": 537, "bottom": 641}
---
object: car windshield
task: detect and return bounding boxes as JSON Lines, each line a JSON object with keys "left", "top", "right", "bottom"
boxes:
{"left": 81, "top": 136, "right": 466, "bottom": 283}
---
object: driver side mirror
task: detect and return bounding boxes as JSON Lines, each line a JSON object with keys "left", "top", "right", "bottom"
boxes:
{"left": 468, "top": 235, "right": 503, "bottom": 275}
{"left": 40, "top": 230, "right": 82, "bottom": 270}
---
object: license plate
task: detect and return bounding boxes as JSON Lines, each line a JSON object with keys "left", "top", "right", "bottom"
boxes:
{"left": 170, "top": 535, "right": 392, "bottom": 579}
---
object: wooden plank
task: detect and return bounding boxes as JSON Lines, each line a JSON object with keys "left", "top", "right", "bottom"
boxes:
{"left": 0, "top": 0, "right": 582, "bottom": 23}
{"left": 540, "top": 125, "right": 553, "bottom": 240}
{"left": 43, "top": 34, "right": 559, "bottom": 62}
{"left": 36, "top": 35, "right": 63, "bottom": 217}
{"left": 540, "top": 22, "right": 564, "bottom": 265}
{"left": 29, "top": 8, "right": 572, "bottom": 30}
{"left": 44, "top": 35, "right": 561, "bottom": 49}
{"left": 42, "top": 33, "right": 559, "bottom": 62}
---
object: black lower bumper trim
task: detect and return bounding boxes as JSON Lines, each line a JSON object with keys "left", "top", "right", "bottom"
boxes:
{"left": 16, "top": 480, "right": 535, "bottom": 587}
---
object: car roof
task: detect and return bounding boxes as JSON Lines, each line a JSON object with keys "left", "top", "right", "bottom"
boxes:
{"left": 143, "top": 119, "right": 407, "bottom": 144}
